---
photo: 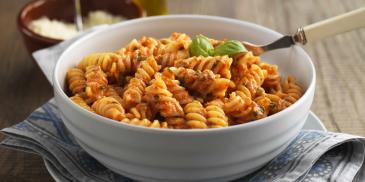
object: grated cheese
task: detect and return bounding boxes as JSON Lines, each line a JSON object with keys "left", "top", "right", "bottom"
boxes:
{"left": 28, "top": 10, "right": 125, "bottom": 40}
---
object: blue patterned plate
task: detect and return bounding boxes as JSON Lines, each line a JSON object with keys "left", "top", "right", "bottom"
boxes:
{"left": 44, "top": 111, "right": 326, "bottom": 182}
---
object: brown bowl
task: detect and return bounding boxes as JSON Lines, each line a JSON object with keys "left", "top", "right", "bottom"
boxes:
{"left": 18, "top": 0, "right": 145, "bottom": 54}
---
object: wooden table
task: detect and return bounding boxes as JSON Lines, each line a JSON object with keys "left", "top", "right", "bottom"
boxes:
{"left": 0, "top": 0, "right": 364, "bottom": 181}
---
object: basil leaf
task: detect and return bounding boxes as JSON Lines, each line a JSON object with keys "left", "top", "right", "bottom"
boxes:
{"left": 214, "top": 40, "right": 247, "bottom": 56}
{"left": 189, "top": 35, "right": 214, "bottom": 57}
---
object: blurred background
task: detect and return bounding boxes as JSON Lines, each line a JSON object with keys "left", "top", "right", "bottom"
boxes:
{"left": 0, "top": 0, "right": 364, "bottom": 181}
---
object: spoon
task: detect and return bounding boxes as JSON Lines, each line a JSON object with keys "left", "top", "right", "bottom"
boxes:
{"left": 74, "top": 0, "right": 83, "bottom": 32}
{"left": 244, "top": 7, "right": 365, "bottom": 56}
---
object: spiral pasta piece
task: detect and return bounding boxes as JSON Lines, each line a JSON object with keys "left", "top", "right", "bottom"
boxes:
{"left": 124, "top": 36, "right": 160, "bottom": 56}
{"left": 213, "top": 77, "right": 235, "bottom": 98}
{"left": 224, "top": 91, "right": 264, "bottom": 123}
{"left": 236, "top": 64, "right": 267, "bottom": 97}
{"left": 70, "top": 94, "right": 94, "bottom": 112}
{"left": 143, "top": 73, "right": 184, "bottom": 118}
{"left": 169, "top": 32, "right": 192, "bottom": 50}
{"left": 134, "top": 56, "right": 161, "bottom": 83}
{"left": 121, "top": 118, "right": 169, "bottom": 128}
{"left": 281, "top": 75, "right": 304, "bottom": 103}
{"left": 236, "top": 85, "right": 252, "bottom": 99}
{"left": 139, "top": 36, "right": 161, "bottom": 56}
{"left": 231, "top": 51, "right": 261, "bottom": 84}
{"left": 165, "top": 117, "right": 187, "bottom": 129}
{"left": 184, "top": 101, "right": 208, "bottom": 129}
{"left": 266, "top": 94, "right": 291, "bottom": 114}
{"left": 92, "top": 97, "right": 125, "bottom": 121}
{"left": 126, "top": 103, "right": 153, "bottom": 120}
{"left": 150, "top": 120, "right": 169, "bottom": 129}
{"left": 78, "top": 53, "right": 121, "bottom": 80}
{"left": 67, "top": 68, "right": 86, "bottom": 95}
{"left": 161, "top": 69, "right": 194, "bottom": 106}
{"left": 151, "top": 32, "right": 191, "bottom": 68}
{"left": 122, "top": 118, "right": 149, "bottom": 127}
{"left": 105, "top": 86, "right": 123, "bottom": 105}
{"left": 156, "top": 50, "right": 190, "bottom": 68}
{"left": 260, "top": 63, "right": 281, "bottom": 92}
{"left": 175, "top": 56, "right": 232, "bottom": 79}
{"left": 121, "top": 118, "right": 150, "bottom": 127}
{"left": 224, "top": 91, "right": 251, "bottom": 118}
{"left": 254, "top": 95, "right": 272, "bottom": 118}
{"left": 158, "top": 32, "right": 191, "bottom": 55}
{"left": 122, "top": 57, "right": 160, "bottom": 109}
{"left": 124, "top": 39, "right": 141, "bottom": 52}
{"left": 205, "top": 99, "right": 228, "bottom": 128}
{"left": 117, "top": 49, "right": 146, "bottom": 77}
{"left": 85, "top": 65, "right": 108, "bottom": 101}
{"left": 122, "top": 78, "right": 145, "bottom": 109}
{"left": 169, "top": 67, "right": 232, "bottom": 98}
{"left": 75, "top": 92, "right": 94, "bottom": 105}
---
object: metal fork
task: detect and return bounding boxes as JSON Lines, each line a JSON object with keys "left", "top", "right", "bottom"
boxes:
{"left": 74, "top": 0, "right": 83, "bottom": 32}
{"left": 243, "top": 7, "right": 365, "bottom": 56}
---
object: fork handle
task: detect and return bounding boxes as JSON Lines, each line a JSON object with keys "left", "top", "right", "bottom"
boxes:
{"left": 302, "top": 7, "right": 365, "bottom": 43}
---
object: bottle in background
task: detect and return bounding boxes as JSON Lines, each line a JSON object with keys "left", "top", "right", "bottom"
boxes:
{"left": 134, "top": 0, "right": 168, "bottom": 16}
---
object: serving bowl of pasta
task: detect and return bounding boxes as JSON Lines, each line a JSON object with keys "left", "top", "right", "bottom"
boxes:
{"left": 53, "top": 15, "right": 315, "bottom": 182}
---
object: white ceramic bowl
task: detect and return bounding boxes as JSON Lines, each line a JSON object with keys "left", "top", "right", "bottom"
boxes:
{"left": 53, "top": 15, "right": 316, "bottom": 182}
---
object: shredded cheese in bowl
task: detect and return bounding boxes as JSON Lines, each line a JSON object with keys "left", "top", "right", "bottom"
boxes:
{"left": 28, "top": 10, "right": 125, "bottom": 40}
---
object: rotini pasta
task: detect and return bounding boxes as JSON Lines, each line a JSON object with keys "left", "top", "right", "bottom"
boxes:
{"left": 78, "top": 53, "right": 121, "bottom": 81}
{"left": 134, "top": 56, "right": 161, "bottom": 83}
{"left": 126, "top": 103, "right": 153, "bottom": 120}
{"left": 161, "top": 69, "right": 194, "bottom": 106}
{"left": 205, "top": 99, "right": 228, "bottom": 128}
{"left": 260, "top": 63, "right": 281, "bottom": 92}
{"left": 124, "top": 36, "right": 160, "bottom": 57}
{"left": 169, "top": 32, "right": 192, "bottom": 50}
{"left": 175, "top": 56, "right": 232, "bottom": 79}
{"left": 232, "top": 51, "right": 260, "bottom": 76}
{"left": 235, "top": 64, "right": 268, "bottom": 97}
{"left": 153, "top": 33, "right": 191, "bottom": 68}
{"left": 116, "top": 48, "right": 145, "bottom": 77}
{"left": 184, "top": 101, "right": 208, "bottom": 129}
{"left": 164, "top": 117, "right": 187, "bottom": 129}
{"left": 122, "top": 78, "right": 145, "bottom": 109}
{"left": 143, "top": 73, "right": 184, "bottom": 118}
{"left": 67, "top": 68, "right": 86, "bottom": 95}
{"left": 266, "top": 94, "right": 291, "bottom": 114}
{"left": 169, "top": 67, "right": 233, "bottom": 98}
{"left": 281, "top": 75, "right": 303, "bottom": 103}
{"left": 224, "top": 91, "right": 264, "bottom": 123}
{"left": 156, "top": 50, "right": 190, "bottom": 68}
{"left": 120, "top": 118, "right": 164, "bottom": 128}
{"left": 105, "top": 85, "right": 123, "bottom": 105}
{"left": 254, "top": 94, "right": 272, "bottom": 118}
{"left": 92, "top": 97, "right": 125, "bottom": 120}
{"left": 85, "top": 65, "right": 108, "bottom": 101}
{"left": 70, "top": 94, "right": 94, "bottom": 112}
{"left": 66, "top": 33, "right": 304, "bottom": 129}
{"left": 120, "top": 118, "right": 168, "bottom": 128}
{"left": 122, "top": 56, "right": 160, "bottom": 109}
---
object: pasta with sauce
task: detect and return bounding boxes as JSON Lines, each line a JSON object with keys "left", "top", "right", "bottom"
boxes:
{"left": 66, "top": 32, "right": 304, "bottom": 129}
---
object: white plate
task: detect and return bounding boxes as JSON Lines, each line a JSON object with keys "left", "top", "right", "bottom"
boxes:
{"left": 44, "top": 111, "right": 326, "bottom": 182}
{"left": 303, "top": 111, "right": 327, "bottom": 131}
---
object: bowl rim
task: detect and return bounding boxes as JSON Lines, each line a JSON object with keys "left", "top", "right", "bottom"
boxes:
{"left": 17, "top": 0, "right": 145, "bottom": 44}
{"left": 54, "top": 14, "right": 316, "bottom": 134}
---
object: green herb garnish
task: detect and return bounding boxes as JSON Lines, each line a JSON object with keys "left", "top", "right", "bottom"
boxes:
{"left": 214, "top": 40, "right": 247, "bottom": 56}
{"left": 189, "top": 35, "right": 214, "bottom": 57}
